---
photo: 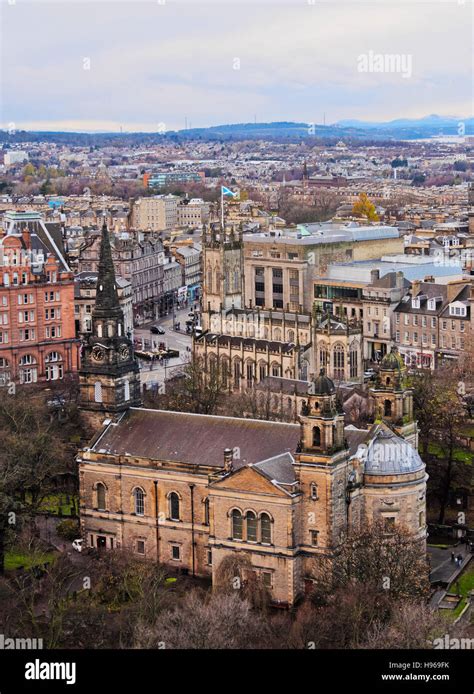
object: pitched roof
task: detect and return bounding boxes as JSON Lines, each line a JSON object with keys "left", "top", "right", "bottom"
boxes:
{"left": 91, "top": 407, "right": 301, "bottom": 468}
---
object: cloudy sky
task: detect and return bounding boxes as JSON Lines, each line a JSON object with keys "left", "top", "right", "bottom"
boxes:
{"left": 1, "top": 0, "right": 472, "bottom": 132}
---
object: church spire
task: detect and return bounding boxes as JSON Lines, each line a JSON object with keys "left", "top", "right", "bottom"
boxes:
{"left": 94, "top": 221, "right": 122, "bottom": 318}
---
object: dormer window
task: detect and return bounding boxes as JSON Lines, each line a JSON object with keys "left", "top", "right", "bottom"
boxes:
{"left": 427, "top": 298, "right": 436, "bottom": 311}
{"left": 449, "top": 303, "right": 466, "bottom": 317}
{"left": 411, "top": 297, "right": 420, "bottom": 309}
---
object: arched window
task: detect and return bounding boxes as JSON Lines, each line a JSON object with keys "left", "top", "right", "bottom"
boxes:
{"left": 97, "top": 483, "right": 106, "bottom": 511}
{"left": 231, "top": 509, "right": 243, "bottom": 540}
{"left": 288, "top": 329, "right": 295, "bottom": 343}
{"left": 169, "top": 492, "right": 180, "bottom": 521}
{"left": 94, "top": 381, "right": 103, "bottom": 403}
{"left": 246, "top": 360, "right": 254, "bottom": 383}
{"left": 274, "top": 327, "right": 282, "bottom": 341}
{"left": 233, "top": 359, "right": 241, "bottom": 388}
{"left": 333, "top": 344, "right": 345, "bottom": 380}
{"left": 310, "top": 482, "right": 318, "bottom": 501}
{"left": 207, "top": 268, "right": 213, "bottom": 293}
{"left": 260, "top": 513, "right": 272, "bottom": 544}
{"left": 134, "top": 488, "right": 145, "bottom": 516}
{"left": 233, "top": 269, "right": 240, "bottom": 292}
{"left": 19, "top": 354, "right": 37, "bottom": 384}
{"left": 45, "top": 351, "right": 63, "bottom": 381}
{"left": 319, "top": 345, "right": 329, "bottom": 369}
{"left": 246, "top": 511, "right": 257, "bottom": 542}
{"left": 97, "top": 323, "right": 103, "bottom": 338}
{"left": 349, "top": 345, "right": 358, "bottom": 378}
{"left": 312, "top": 426, "right": 321, "bottom": 447}
{"left": 384, "top": 399, "right": 392, "bottom": 417}
{"left": 221, "top": 358, "right": 229, "bottom": 388}
{"left": 19, "top": 354, "right": 35, "bottom": 365}
{"left": 124, "top": 379, "right": 130, "bottom": 401}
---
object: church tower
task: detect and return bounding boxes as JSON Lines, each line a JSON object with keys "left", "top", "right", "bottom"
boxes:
{"left": 370, "top": 346, "right": 418, "bottom": 448}
{"left": 201, "top": 222, "right": 244, "bottom": 330}
{"left": 79, "top": 221, "right": 141, "bottom": 428}
{"left": 293, "top": 370, "right": 355, "bottom": 584}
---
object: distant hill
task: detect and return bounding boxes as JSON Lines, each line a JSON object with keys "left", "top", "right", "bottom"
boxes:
{"left": 1, "top": 115, "right": 472, "bottom": 146}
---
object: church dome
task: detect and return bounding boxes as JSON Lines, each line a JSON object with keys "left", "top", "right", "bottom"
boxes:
{"left": 364, "top": 428, "right": 424, "bottom": 476}
{"left": 311, "top": 368, "right": 335, "bottom": 395}
{"left": 380, "top": 347, "right": 404, "bottom": 371}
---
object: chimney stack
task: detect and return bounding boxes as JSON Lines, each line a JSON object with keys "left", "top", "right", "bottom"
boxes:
{"left": 411, "top": 279, "right": 421, "bottom": 298}
{"left": 370, "top": 269, "right": 380, "bottom": 284}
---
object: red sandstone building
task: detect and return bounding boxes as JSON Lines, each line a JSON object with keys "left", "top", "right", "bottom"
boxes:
{"left": 0, "top": 212, "right": 79, "bottom": 386}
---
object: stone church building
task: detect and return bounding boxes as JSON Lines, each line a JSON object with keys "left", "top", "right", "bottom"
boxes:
{"left": 78, "top": 223, "right": 427, "bottom": 606}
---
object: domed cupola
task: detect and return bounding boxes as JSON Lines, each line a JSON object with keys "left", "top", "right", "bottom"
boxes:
{"left": 312, "top": 368, "right": 336, "bottom": 396}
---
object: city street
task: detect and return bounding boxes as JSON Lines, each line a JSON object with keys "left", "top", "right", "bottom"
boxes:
{"left": 133, "top": 307, "right": 196, "bottom": 387}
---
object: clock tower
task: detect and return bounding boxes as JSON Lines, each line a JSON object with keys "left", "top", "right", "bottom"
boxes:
{"left": 79, "top": 221, "right": 141, "bottom": 427}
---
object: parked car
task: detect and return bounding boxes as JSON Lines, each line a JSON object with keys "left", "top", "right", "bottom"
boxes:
{"left": 150, "top": 326, "right": 160, "bottom": 334}
{"left": 157, "top": 327, "right": 165, "bottom": 335}
{"left": 72, "top": 538, "right": 83, "bottom": 553}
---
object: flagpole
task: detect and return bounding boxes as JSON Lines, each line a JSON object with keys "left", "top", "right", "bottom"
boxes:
{"left": 221, "top": 186, "right": 224, "bottom": 229}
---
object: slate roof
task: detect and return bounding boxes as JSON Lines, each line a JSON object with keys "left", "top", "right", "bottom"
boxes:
{"left": 254, "top": 452, "right": 297, "bottom": 486}
{"left": 91, "top": 407, "right": 301, "bottom": 468}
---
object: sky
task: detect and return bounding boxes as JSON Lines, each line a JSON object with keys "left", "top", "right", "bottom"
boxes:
{"left": 0, "top": 0, "right": 472, "bottom": 132}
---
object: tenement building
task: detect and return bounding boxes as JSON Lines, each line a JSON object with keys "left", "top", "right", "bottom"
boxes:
{"left": 0, "top": 211, "right": 79, "bottom": 385}
{"left": 78, "top": 224, "right": 427, "bottom": 605}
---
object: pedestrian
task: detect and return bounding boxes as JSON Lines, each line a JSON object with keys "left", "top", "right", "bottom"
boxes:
{"left": 451, "top": 550, "right": 455, "bottom": 562}
{"left": 457, "top": 553, "right": 463, "bottom": 566}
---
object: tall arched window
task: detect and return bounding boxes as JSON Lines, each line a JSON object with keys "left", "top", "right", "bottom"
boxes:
{"left": 169, "top": 492, "right": 180, "bottom": 521}
{"left": 94, "top": 381, "right": 103, "bottom": 403}
{"left": 333, "top": 344, "right": 345, "bottom": 380}
{"left": 233, "top": 269, "right": 240, "bottom": 292}
{"left": 349, "top": 345, "right": 358, "bottom": 378}
{"left": 231, "top": 509, "right": 243, "bottom": 540}
{"left": 384, "top": 399, "right": 392, "bottom": 417}
{"left": 233, "top": 359, "right": 241, "bottom": 388}
{"left": 319, "top": 345, "right": 329, "bottom": 369}
{"left": 310, "top": 482, "right": 318, "bottom": 501}
{"left": 45, "top": 351, "right": 63, "bottom": 381}
{"left": 97, "top": 483, "right": 106, "bottom": 511}
{"left": 124, "top": 379, "right": 130, "bottom": 401}
{"left": 288, "top": 330, "right": 295, "bottom": 343}
{"left": 207, "top": 268, "right": 213, "bottom": 293}
{"left": 312, "top": 426, "right": 321, "bottom": 447}
{"left": 246, "top": 511, "right": 257, "bottom": 542}
{"left": 221, "top": 359, "right": 229, "bottom": 388}
{"left": 260, "top": 513, "right": 272, "bottom": 544}
{"left": 19, "top": 354, "right": 37, "bottom": 384}
{"left": 134, "top": 488, "right": 145, "bottom": 516}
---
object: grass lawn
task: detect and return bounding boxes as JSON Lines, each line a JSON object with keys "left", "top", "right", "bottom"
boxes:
{"left": 421, "top": 442, "right": 473, "bottom": 465}
{"left": 4, "top": 549, "right": 58, "bottom": 572}
{"left": 447, "top": 562, "right": 474, "bottom": 619}
{"left": 37, "top": 494, "right": 78, "bottom": 517}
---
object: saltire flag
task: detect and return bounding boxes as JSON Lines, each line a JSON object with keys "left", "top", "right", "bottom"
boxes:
{"left": 221, "top": 186, "right": 238, "bottom": 197}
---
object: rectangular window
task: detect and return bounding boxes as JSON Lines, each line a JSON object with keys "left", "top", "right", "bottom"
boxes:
{"left": 310, "top": 530, "right": 319, "bottom": 546}
{"left": 136, "top": 540, "right": 145, "bottom": 555}
{"left": 207, "top": 549, "right": 212, "bottom": 566}
{"left": 261, "top": 572, "right": 272, "bottom": 588}
{"left": 171, "top": 544, "right": 181, "bottom": 561}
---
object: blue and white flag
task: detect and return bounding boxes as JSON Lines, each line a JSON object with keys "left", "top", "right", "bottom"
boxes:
{"left": 221, "top": 186, "right": 238, "bottom": 197}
